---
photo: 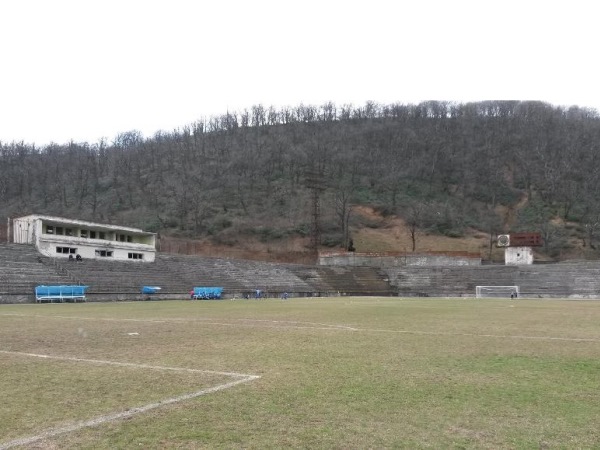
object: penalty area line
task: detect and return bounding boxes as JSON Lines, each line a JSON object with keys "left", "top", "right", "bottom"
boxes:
{"left": 0, "top": 350, "right": 257, "bottom": 378}
{"left": 0, "top": 351, "right": 260, "bottom": 450}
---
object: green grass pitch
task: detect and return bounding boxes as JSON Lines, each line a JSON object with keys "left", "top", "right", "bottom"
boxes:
{"left": 1, "top": 297, "right": 599, "bottom": 449}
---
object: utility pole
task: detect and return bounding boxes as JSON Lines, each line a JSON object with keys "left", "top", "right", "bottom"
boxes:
{"left": 304, "top": 169, "right": 327, "bottom": 262}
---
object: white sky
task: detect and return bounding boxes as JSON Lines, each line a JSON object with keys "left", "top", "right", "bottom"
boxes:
{"left": 1, "top": 0, "right": 599, "bottom": 146}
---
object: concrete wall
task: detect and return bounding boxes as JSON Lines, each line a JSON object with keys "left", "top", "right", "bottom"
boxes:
{"left": 12, "top": 217, "right": 35, "bottom": 244}
{"left": 319, "top": 252, "right": 481, "bottom": 267}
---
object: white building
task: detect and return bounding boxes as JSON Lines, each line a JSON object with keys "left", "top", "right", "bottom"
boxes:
{"left": 504, "top": 246, "right": 534, "bottom": 266}
{"left": 497, "top": 233, "right": 540, "bottom": 266}
{"left": 11, "top": 215, "right": 157, "bottom": 262}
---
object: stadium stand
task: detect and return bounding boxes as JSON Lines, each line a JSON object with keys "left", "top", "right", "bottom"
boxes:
{"left": 291, "top": 265, "right": 395, "bottom": 296}
{"left": 0, "top": 244, "right": 396, "bottom": 302}
{"left": 381, "top": 262, "right": 600, "bottom": 298}
{"left": 382, "top": 265, "right": 524, "bottom": 297}
{"left": 3, "top": 242, "right": 600, "bottom": 302}
{"left": 59, "top": 257, "right": 189, "bottom": 298}
{"left": 0, "top": 243, "right": 77, "bottom": 303}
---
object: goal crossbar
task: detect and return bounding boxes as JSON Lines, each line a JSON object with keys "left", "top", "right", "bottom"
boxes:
{"left": 476, "top": 286, "right": 520, "bottom": 298}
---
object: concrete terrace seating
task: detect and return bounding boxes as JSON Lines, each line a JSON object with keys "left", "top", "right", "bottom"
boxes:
{"left": 5, "top": 242, "right": 600, "bottom": 302}
{"left": 55, "top": 253, "right": 338, "bottom": 299}
{"left": 517, "top": 262, "right": 600, "bottom": 298}
{"left": 383, "top": 265, "right": 521, "bottom": 297}
{"left": 56, "top": 256, "right": 600, "bottom": 299}
{"left": 159, "top": 254, "right": 396, "bottom": 297}
{"left": 383, "top": 262, "right": 600, "bottom": 298}
{"left": 159, "top": 254, "right": 318, "bottom": 297}
{"left": 0, "top": 243, "right": 75, "bottom": 301}
{"left": 59, "top": 257, "right": 190, "bottom": 296}
{"left": 158, "top": 254, "right": 256, "bottom": 294}
{"left": 291, "top": 265, "right": 396, "bottom": 296}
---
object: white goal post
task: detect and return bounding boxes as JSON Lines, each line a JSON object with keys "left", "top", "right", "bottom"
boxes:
{"left": 476, "top": 286, "right": 520, "bottom": 298}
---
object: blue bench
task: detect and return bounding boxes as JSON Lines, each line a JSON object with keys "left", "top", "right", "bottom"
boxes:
{"left": 141, "top": 286, "right": 162, "bottom": 295}
{"left": 192, "top": 287, "right": 223, "bottom": 300}
{"left": 35, "top": 285, "right": 88, "bottom": 303}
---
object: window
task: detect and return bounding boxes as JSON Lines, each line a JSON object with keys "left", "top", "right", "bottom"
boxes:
{"left": 80, "top": 229, "right": 88, "bottom": 238}
{"left": 56, "top": 247, "right": 77, "bottom": 254}
{"left": 56, "top": 227, "right": 64, "bottom": 235}
{"left": 119, "top": 234, "right": 126, "bottom": 242}
{"left": 65, "top": 228, "right": 73, "bottom": 236}
{"left": 46, "top": 225, "right": 54, "bottom": 234}
{"left": 98, "top": 231, "right": 106, "bottom": 240}
{"left": 95, "top": 250, "right": 113, "bottom": 257}
{"left": 127, "top": 235, "right": 132, "bottom": 243}
{"left": 90, "top": 231, "right": 96, "bottom": 239}
{"left": 128, "top": 253, "right": 143, "bottom": 260}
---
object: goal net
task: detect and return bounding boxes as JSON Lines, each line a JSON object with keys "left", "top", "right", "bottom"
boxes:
{"left": 476, "top": 286, "right": 520, "bottom": 298}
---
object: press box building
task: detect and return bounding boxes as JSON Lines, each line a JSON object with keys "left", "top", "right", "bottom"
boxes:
{"left": 10, "top": 215, "right": 157, "bottom": 262}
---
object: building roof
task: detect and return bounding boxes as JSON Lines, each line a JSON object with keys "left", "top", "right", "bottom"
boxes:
{"left": 15, "top": 214, "right": 155, "bottom": 236}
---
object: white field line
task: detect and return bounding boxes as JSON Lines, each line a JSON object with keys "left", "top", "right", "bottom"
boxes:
{"left": 205, "top": 320, "right": 600, "bottom": 342}
{"left": 0, "top": 350, "right": 258, "bottom": 378}
{"left": 354, "top": 328, "right": 600, "bottom": 342}
{"left": 0, "top": 313, "right": 358, "bottom": 330}
{"left": 235, "top": 318, "right": 358, "bottom": 330}
{"left": 0, "top": 351, "right": 260, "bottom": 450}
{"left": 2, "top": 313, "right": 598, "bottom": 342}
{"left": 0, "top": 313, "right": 167, "bottom": 323}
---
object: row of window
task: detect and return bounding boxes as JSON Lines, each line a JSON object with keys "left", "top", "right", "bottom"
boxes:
{"left": 55, "top": 247, "right": 143, "bottom": 260}
{"left": 56, "top": 247, "right": 76, "bottom": 254}
{"left": 47, "top": 226, "right": 76, "bottom": 236}
{"left": 46, "top": 226, "right": 133, "bottom": 242}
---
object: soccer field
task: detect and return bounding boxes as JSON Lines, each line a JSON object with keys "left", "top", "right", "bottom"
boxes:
{"left": 1, "top": 297, "right": 599, "bottom": 449}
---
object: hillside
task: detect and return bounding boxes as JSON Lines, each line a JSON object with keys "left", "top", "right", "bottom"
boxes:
{"left": 157, "top": 205, "right": 584, "bottom": 264}
{"left": 2, "top": 100, "right": 600, "bottom": 262}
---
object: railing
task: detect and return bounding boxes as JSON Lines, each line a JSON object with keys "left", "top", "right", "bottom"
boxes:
{"left": 46, "top": 257, "right": 83, "bottom": 285}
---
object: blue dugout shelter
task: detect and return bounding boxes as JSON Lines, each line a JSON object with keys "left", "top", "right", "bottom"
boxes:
{"left": 35, "top": 285, "right": 88, "bottom": 303}
{"left": 141, "top": 286, "right": 162, "bottom": 295}
{"left": 192, "top": 287, "right": 223, "bottom": 299}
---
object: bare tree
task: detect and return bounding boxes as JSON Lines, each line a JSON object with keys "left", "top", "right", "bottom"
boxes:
{"left": 405, "top": 200, "right": 427, "bottom": 252}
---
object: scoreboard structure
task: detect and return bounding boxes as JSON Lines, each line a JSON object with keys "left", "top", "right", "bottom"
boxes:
{"left": 496, "top": 232, "right": 542, "bottom": 248}
{"left": 496, "top": 232, "right": 542, "bottom": 265}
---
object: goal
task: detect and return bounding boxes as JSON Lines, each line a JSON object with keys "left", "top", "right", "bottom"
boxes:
{"left": 476, "top": 286, "right": 520, "bottom": 298}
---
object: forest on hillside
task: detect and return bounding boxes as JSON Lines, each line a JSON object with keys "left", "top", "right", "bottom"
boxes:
{"left": 2, "top": 100, "right": 600, "bottom": 260}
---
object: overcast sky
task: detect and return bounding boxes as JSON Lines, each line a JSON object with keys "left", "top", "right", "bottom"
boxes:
{"left": 1, "top": 0, "right": 598, "bottom": 146}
